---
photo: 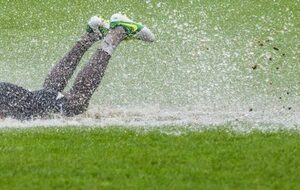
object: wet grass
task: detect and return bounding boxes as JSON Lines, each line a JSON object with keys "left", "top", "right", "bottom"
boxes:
{"left": 0, "top": 127, "right": 300, "bottom": 190}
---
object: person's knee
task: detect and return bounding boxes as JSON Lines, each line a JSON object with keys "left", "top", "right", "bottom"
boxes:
{"left": 63, "top": 95, "right": 90, "bottom": 116}
{"left": 64, "top": 103, "right": 89, "bottom": 116}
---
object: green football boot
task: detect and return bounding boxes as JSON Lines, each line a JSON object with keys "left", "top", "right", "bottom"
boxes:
{"left": 86, "top": 16, "right": 110, "bottom": 39}
{"left": 110, "top": 13, "right": 155, "bottom": 42}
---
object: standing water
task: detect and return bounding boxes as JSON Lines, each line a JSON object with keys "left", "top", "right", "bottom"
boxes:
{"left": 0, "top": 0, "right": 299, "bottom": 129}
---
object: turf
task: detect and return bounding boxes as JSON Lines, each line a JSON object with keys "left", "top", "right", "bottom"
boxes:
{"left": 0, "top": 127, "right": 300, "bottom": 190}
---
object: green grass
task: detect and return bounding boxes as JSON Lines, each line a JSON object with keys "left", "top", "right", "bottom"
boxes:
{"left": 0, "top": 127, "right": 300, "bottom": 190}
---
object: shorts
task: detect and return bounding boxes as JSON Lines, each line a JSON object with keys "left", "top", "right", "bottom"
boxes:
{"left": 0, "top": 82, "right": 69, "bottom": 120}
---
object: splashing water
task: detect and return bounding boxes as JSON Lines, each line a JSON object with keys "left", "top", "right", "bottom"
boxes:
{"left": 0, "top": 0, "right": 299, "bottom": 130}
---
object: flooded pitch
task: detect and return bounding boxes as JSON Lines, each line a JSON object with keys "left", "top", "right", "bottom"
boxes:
{"left": 0, "top": 1, "right": 299, "bottom": 131}
{"left": 0, "top": 104, "right": 299, "bottom": 134}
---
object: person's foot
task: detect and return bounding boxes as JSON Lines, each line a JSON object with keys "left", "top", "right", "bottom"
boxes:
{"left": 87, "top": 16, "right": 110, "bottom": 39}
{"left": 110, "top": 13, "right": 155, "bottom": 42}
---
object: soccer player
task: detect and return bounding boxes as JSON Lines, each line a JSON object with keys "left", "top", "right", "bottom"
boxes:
{"left": 0, "top": 14, "right": 155, "bottom": 120}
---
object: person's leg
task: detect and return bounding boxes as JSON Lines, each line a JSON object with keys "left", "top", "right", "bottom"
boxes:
{"left": 63, "top": 27, "right": 126, "bottom": 115}
{"left": 63, "top": 14, "right": 155, "bottom": 116}
{"left": 43, "top": 16, "right": 109, "bottom": 92}
{"left": 0, "top": 17, "right": 111, "bottom": 120}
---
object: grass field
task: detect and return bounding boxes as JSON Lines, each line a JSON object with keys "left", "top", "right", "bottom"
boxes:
{"left": 0, "top": 0, "right": 299, "bottom": 189}
{"left": 1, "top": 127, "right": 300, "bottom": 190}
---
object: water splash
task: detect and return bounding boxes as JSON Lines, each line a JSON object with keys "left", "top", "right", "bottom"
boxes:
{"left": 0, "top": 0, "right": 299, "bottom": 130}
{"left": 0, "top": 105, "right": 299, "bottom": 134}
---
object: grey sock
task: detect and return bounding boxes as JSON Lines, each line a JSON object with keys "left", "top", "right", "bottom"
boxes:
{"left": 101, "top": 27, "right": 127, "bottom": 55}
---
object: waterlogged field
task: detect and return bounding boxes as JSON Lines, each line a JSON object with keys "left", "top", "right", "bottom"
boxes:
{"left": 0, "top": 0, "right": 300, "bottom": 189}
{"left": 0, "top": 0, "right": 299, "bottom": 127}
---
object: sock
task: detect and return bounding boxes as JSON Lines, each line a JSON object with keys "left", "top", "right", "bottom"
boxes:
{"left": 101, "top": 27, "right": 127, "bottom": 55}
